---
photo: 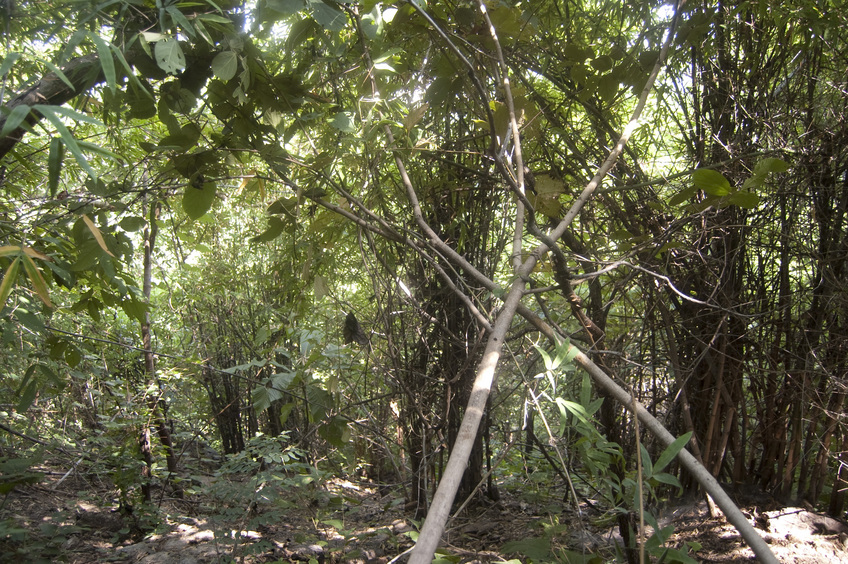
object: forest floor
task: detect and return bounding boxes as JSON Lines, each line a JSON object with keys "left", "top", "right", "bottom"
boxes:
{"left": 3, "top": 462, "right": 848, "bottom": 563}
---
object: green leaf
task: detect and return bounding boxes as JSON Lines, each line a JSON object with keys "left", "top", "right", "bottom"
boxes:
{"left": 556, "top": 398, "right": 594, "bottom": 428}
{"left": 20, "top": 254, "right": 52, "bottom": 308}
{"left": 692, "top": 168, "right": 731, "bottom": 196}
{"left": 47, "top": 104, "right": 104, "bottom": 127}
{"left": 267, "top": 0, "right": 305, "bottom": 15}
{"left": 211, "top": 51, "right": 238, "bottom": 81}
{"left": 119, "top": 217, "right": 147, "bottom": 232}
{"left": 597, "top": 73, "right": 620, "bottom": 104}
{"left": 0, "top": 104, "right": 33, "bottom": 137}
{"left": 39, "top": 59, "right": 75, "bottom": 90}
{"left": 120, "top": 298, "right": 148, "bottom": 322}
{"left": 726, "top": 190, "right": 759, "bottom": 209}
{"left": 155, "top": 37, "right": 186, "bottom": 74}
{"left": 88, "top": 33, "right": 116, "bottom": 92}
{"left": 0, "top": 256, "right": 21, "bottom": 310}
{"left": 658, "top": 547, "right": 699, "bottom": 564}
{"left": 251, "top": 216, "right": 286, "bottom": 242}
{"left": 591, "top": 55, "right": 613, "bottom": 72}
{"left": 534, "top": 344, "right": 553, "bottom": 371}
{"left": 34, "top": 105, "right": 97, "bottom": 179}
{"left": 252, "top": 385, "right": 271, "bottom": 413}
{"left": 652, "top": 471, "right": 683, "bottom": 490}
{"left": 279, "top": 402, "right": 295, "bottom": 426}
{"left": 310, "top": 0, "right": 347, "bottom": 31}
{"left": 654, "top": 431, "right": 692, "bottom": 474}
{"left": 0, "top": 52, "right": 21, "bottom": 77}
{"left": 501, "top": 537, "right": 553, "bottom": 561}
{"left": 15, "top": 365, "right": 38, "bottom": 412}
{"left": 668, "top": 186, "right": 696, "bottom": 207}
{"left": 640, "top": 444, "right": 653, "bottom": 478}
{"left": 182, "top": 181, "right": 217, "bottom": 219}
{"left": 330, "top": 111, "right": 356, "bottom": 133}
{"left": 47, "top": 137, "right": 64, "bottom": 198}
{"left": 77, "top": 140, "right": 120, "bottom": 162}
{"left": 754, "top": 157, "right": 789, "bottom": 174}
{"left": 318, "top": 416, "right": 350, "bottom": 447}
{"left": 166, "top": 5, "right": 196, "bottom": 37}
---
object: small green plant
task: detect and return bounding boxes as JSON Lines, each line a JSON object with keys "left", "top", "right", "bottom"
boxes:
{"left": 200, "top": 432, "right": 320, "bottom": 559}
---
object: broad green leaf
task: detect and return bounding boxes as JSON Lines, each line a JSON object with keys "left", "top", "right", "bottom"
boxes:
{"left": 692, "top": 168, "right": 731, "bottom": 196}
{"left": 318, "top": 416, "right": 350, "bottom": 447}
{"left": 500, "top": 537, "right": 553, "bottom": 562}
{"left": 88, "top": 33, "right": 116, "bottom": 92}
{"left": 563, "top": 43, "right": 589, "bottom": 61}
{"left": 307, "top": 385, "right": 333, "bottom": 420}
{"left": 591, "top": 55, "right": 614, "bottom": 72}
{"left": 211, "top": 51, "right": 238, "bottom": 81}
{"left": 668, "top": 186, "right": 696, "bottom": 207}
{"left": 279, "top": 402, "right": 295, "bottom": 426}
{"left": 754, "top": 157, "right": 789, "bottom": 174}
{"left": 404, "top": 103, "right": 428, "bottom": 131}
{"left": 119, "top": 217, "right": 146, "bottom": 232}
{"left": 310, "top": 0, "right": 347, "bottom": 31}
{"left": 610, "top": 228, "right": 633, "bottom": 241}
{"left": 20, "top": 254, "right": 52, "bottom": 308}
{"left": 155, "top": 37, "right": 186, "bottom": 74}
{"left": 182, "top": 181, "right": 217, "bottom": 219}
{"left": 47, "top": 137, "right": 64, "bottom": 198}
{"left": 15, "top": 381, "right": 38, "bottom": 413}
{"left": 652, "top": 471, "right": 683, "bottom": 490}
{"left": 659, "top": 548, "right": 699, "bottom": 564}
{"left": 268, "top": 197, "right": 297, "bottom": 218}
{"left": 528, "top": 174, "right": 564, "bottom": 218}
{"left": 251, "top": 385, "right": 271, "bottom": 413}
{"left": 597, "top": 74, "right": 620, "bottom": 104}
{"left": 571, "top": 63, "right": 588, "bottom": 84}
{"left": 267, "top": 0, "right": 305, "bottom": 15}
{"left": 726, "top": 190, "right": 759, "bottom": 209}
{"left": 0, "top": 256, "right": 21, "bottom": 310}
{"left": 251, "top": 216, "right": 286, "bottom": 242}
{"left": 330, "top": 111, "right": 356, "bottom": 133}
{"left": 120, "top": 298, "right": 148, "bottom": 322}
{"left": 0, "top": 104, "right": 33, "bottom": 137}
{"left": 654, "top": 431, "right": 692, "bottom": 473}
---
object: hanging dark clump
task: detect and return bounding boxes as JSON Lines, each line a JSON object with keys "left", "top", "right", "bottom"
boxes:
{"left": 343, "top": 311, "right": 368, "bottom": 346}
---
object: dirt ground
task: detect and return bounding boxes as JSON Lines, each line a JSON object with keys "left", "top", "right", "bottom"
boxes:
{"left": 3, "top": 465, "right": 848, "bottom": 563}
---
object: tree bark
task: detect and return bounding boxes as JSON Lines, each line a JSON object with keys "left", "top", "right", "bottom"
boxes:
{"left": 0, "top": 54, "right": 105, "bottom": 160}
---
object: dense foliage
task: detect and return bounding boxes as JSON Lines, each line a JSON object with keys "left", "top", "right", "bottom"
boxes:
{"left": 1, "top": 0, "right": 846, "bottom": 561}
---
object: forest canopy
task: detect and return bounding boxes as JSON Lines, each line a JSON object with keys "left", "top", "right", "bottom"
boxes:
{"left": 0, "top": 0, "right": 846, "bottom": 562}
